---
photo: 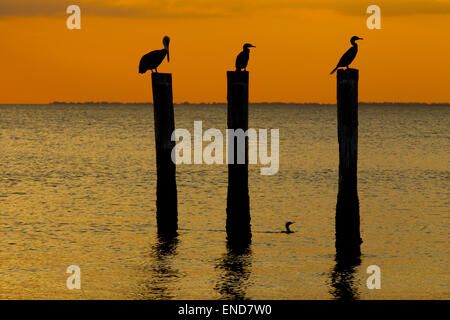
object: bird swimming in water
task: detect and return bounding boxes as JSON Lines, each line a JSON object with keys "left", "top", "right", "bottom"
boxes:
{"left": 139, "top": 36, "right": 170, "bottom": 74}
{"left": 282, "top": 222, "right": 295, "bottom": 234}
{"left": 235, "top": 43, "right": 255, "bottom": 71}
{"left": 330, "top": 36, "right": 363, "bottom": 74}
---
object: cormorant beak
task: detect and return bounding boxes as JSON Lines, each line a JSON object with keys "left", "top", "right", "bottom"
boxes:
{"left": 250, "top": 45, "right": 256, "bottom": 48}
{"left": 358, "top": 37, "right": 363, "bottom": 40}
{"left": 167, "top": 50, "right": 170, "bottom": 63}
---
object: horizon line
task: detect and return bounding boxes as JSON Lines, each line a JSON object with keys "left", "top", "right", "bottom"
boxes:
{"left": 0, "top": 101, "right": 449, "bottom": 106}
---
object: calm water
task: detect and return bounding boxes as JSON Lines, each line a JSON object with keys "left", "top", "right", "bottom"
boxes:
{"left": 0, "top": 103, "right": 448, "bottom": 299}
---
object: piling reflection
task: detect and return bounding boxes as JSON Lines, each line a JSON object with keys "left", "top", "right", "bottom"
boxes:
{"left": 329, "top": 249, "right": 361, "bottom": 301}
{"left": 138, "top": 234, "right": 180, "bottom": 299}
{"left": 214, "top": 241, "right": 253, "bottom": 300}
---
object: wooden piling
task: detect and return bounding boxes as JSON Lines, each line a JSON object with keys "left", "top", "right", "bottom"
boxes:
{"left": 226, "top": 71, "right": 251, "bottom": 246}
{"left": 336, "top": 68, "right": 361, "bottom": 255}
{"left": 151, "top": 73, "right": 178, "bottom": 236}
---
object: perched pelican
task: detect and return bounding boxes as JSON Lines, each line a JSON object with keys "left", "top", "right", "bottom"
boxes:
{"left": 139, "top": 36, "right": 170, "bottom": 74}
{"left": 282, "top": 222, "right": 295, "bottom": 234}
{"left": 330, "top": 36, "right": 363, "bottom": 74}
{"left": 235, "top": 43, "right": 255, "bottom": 71}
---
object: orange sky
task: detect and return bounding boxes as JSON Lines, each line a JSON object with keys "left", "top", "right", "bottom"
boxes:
{"left": 0, "top": 0, "right": 449, "bottom": 103}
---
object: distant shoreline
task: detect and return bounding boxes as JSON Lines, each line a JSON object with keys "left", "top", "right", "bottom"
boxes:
{"left": 1, "top": 102, "right": 449, "bottom": 106}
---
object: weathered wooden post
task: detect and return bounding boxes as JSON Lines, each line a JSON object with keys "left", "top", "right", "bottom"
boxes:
{"left": 335, "top": 68, "right": 362, "bottom": 256}
{"left": 151, "top": 73, "right": 178, "bottom": 236}
{"left": 226, "top": 71, "right": 251, "bottom": 246}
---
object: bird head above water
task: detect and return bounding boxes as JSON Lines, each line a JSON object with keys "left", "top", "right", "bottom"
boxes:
{"left": 350, "top": 36, "right": 363, "bottom": 45}
{"left": 243, "top": 43, "right": 256, "bottom": 50}
{"left": 285, "top": 221, "right": 295, "bottom": 233}
{"left": 163, "top": 36, "right": 170, "bottom": 62}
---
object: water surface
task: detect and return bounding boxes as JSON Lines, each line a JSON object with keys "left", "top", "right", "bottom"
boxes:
{"left": 0, "top": 103, "right": 448, "bottom": 299}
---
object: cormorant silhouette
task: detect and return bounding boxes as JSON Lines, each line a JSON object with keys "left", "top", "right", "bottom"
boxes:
{"left": 139, "top": 36, "right": 170, "bottom": 74}
{"left": 282, "top": 222, "right": 295, "bottom": 234}
{"left": 235, "top": 43, "right": 255, "bottom": 71}
{"left": 330, "top": 36, "right": 363, "bottom": 74}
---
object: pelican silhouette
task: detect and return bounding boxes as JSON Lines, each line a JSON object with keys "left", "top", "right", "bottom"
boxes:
{"left": 235, "top": 43, "right": 255, "bottom": 71}
{"left": 330, "top": 36, "right": 363, "bottom": 74}
{"left": 139, "top": 36, "right": 170, "bottom": 74}
{"left": 282, "top": 222, "right": 295, "bottom": 234}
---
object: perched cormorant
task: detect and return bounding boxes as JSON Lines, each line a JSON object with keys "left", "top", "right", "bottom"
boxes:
{"left": 235, "top": 43, "right": 255, "bottom": 71}
{"left": 282, "top": 222, "right": 295, "bottom": 234}
{"left": 330, "top": 36, "right": 363, "bottom": 74}
{"left": 139, "top": 36, "right": 170, "bottom": 74}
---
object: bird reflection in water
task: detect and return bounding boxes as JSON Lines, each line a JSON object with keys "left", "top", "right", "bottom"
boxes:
{"left": 214, "top": 241, "right": 253, "bottom": 300}
{"left": 329, "top": 249, "right": 362, "bottom": 301}
{"left": 138, "top": 234, "right": 180, "bottom": 299}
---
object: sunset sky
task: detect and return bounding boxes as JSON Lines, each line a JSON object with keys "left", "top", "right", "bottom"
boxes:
{"left": 0, "top": 0, "right": 449, "bottom": 103}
